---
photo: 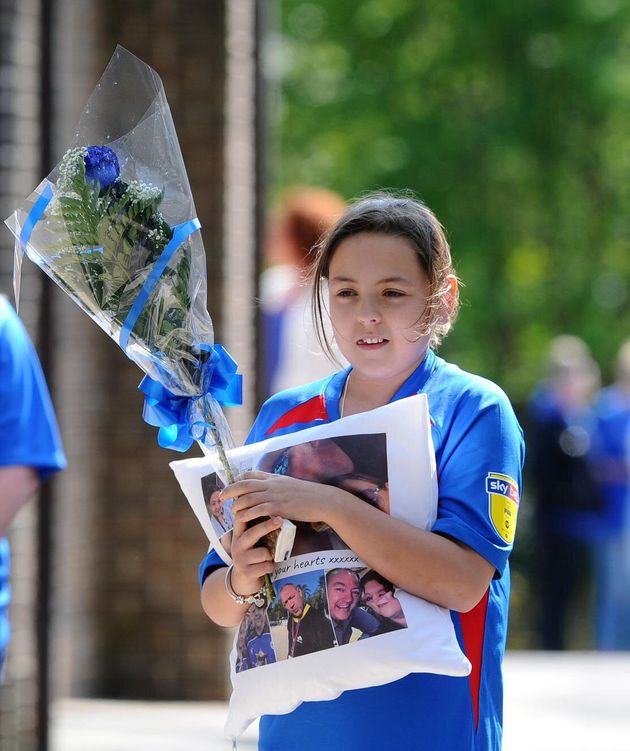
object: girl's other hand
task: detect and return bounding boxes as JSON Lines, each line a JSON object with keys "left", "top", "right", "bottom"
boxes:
{"left": 224, "top": 470, "right": 341, "bottom": 528}
{"left": 229, "top": 495, "right": 281, "bottom": 598}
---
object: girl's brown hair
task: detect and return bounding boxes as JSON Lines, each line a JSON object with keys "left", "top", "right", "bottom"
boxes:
{"left": 310, "top": 192, "right": 459, "bottom": 359}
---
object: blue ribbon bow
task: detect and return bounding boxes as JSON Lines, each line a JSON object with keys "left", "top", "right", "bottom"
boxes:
{"left": 139, "top": 344, "right": 243, "bottom": 452}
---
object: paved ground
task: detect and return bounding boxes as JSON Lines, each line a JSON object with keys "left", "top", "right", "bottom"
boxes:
{"left": 51, "top": 651, "right": 630, "bottom": 751}
{"left": 503, "top": 652, "right": 630, "bottom": 751}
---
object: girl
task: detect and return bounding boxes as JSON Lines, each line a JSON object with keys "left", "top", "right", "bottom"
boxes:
{"left": 199, "top": 194, "right": 524, "bottom": 751}
{"left": 361, "top": 569, "right": 407, "bottom": 628}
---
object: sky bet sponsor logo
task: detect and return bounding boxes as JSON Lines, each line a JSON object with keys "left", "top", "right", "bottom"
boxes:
{"left": 485, "top": 475, "right": 519, "bottom": 503}
{"left": 486, "top": 472, "right": 519, "bottom": 543}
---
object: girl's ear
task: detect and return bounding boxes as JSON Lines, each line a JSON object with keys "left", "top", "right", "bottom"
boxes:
{"left": 445, "top": 275, "right": 459, "bottom": 314}
{"left": 436, "top": 275, "right": 459, "bottom": 324}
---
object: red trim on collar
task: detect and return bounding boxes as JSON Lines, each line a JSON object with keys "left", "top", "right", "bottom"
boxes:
{"left": 265, "top": 394, "right": 329, "bottom": 436}
{"left": 460, "top": 588, "right": 490, "bottom": 730}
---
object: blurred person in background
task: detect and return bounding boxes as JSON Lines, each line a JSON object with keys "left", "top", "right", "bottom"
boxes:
{"left": 526, "top": 335, "right": 602, "bottom": 649}
{"left": 0, "top": 295, "right": 66, "bottom": 676}
{"left": 591, "top": 339, "right": 630, "bottom": 649}
{"left": 260, "top": 187, "right": 347, "bottom": 397}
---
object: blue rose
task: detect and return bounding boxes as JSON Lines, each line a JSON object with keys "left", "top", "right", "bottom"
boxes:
{"left": 84, "top": 145, "right": 120, "bottom": 193}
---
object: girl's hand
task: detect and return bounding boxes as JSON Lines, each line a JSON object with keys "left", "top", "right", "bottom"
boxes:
{"left": 228, "top": 495, "right": 282, "bottom": 598}
{"left": 224, "top": 470, "right": 342, "bottom": 528}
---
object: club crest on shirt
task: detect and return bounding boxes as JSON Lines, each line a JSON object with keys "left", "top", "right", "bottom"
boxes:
{"left": 486, "top": 473, "right": 519, "bottom": 543}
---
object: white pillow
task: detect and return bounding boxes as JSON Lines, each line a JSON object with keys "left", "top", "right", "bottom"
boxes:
{"left": 170, "top": 394, "right": 471, "bottom": 739}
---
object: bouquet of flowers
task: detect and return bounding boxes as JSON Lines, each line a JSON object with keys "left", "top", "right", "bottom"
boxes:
{"left": 4, "top": 46, "right": 240, "bottom": 479}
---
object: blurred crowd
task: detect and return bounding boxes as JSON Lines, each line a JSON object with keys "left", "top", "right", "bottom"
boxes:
{"left": 526, "top": 336, "right": 630, "bottom": 651}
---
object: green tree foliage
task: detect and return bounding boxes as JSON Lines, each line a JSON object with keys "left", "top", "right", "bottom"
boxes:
{"left": 274, "top": 0, "right": 630, "bottom": 399}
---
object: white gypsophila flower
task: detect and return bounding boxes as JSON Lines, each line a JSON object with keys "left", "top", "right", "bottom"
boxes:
{"left": 57, "top": 147, "right": 88, "bottom": 191}
{"left": 125, "top": 180, "right": 163, "bottom": 204}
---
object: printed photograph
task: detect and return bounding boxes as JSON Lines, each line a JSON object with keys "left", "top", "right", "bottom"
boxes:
{"left": 200, "top": 472, "right": 235, "bottom": 544}
{"left": 360, "top": 570, "right": 408, "bottom": 631}
{"left": 267, "top": 570, "right": 336, "bottom": 661}
{"left": 235, "top": 596, "right": 277, "bottom": 673}
{"left": 256, "top": 434, "right": 389, "bottom": 553}
{"left": 234, "top": 567, "right": 407, "bottom": 671}
{"left": 325, "top": 567, "right": 407, "bottom": 647}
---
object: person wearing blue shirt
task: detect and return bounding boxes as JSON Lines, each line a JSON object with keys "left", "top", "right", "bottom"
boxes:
{"left": 592, "top": 339, "right": 630, "bottom": 649}
{"left": 245, "top": 602, "right": 277, "bottom": 667}
{"left": 199, "top": 195, "right": 524, "bottom": 750}
{"left": 0, "top": 295, "right": 66, "bottom": 674}
{"left": 526, "top": 336, "right": 602, "bottom": 649}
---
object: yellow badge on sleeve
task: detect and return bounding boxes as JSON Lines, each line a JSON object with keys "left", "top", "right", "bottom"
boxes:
{"left": 486, "top": 473, "right": 519, "bottom": 543}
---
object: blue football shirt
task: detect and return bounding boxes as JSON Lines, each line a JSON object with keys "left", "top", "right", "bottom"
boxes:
{"left": 200, "top": 349, "right": 524, "bottom": 751}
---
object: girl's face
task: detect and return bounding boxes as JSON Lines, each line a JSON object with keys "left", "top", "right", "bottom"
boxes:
{"left": 328, "top": 233, "right": 434, "bottom": 384}
{"left": 363, "top": 579, "right": 400, "bottom": 618}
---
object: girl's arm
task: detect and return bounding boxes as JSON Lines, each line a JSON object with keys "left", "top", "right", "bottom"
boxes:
{"left": 226, "top": 472, "right": 495, "bottom": 613}
{"left": 326, "top": 492, "right": 495, "bottom": 612}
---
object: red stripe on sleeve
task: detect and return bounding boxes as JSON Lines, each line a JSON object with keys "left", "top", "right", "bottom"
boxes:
{"left": 459, "top": 588, "right": 490, "bottom": 729}
{"left": 265, "top": 394, "right": 329, "bottom": 436}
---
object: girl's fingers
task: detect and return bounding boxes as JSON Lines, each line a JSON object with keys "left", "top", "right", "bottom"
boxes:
{"left": 239, "top": 545, "right": 274, "bottom": 565}
{"left": 221, "top": 471, "right": 272, "bottom": 501}
{"left": 231, "top": 490, "right": 270, "bottom": 513}
{"left": 234, "top": 560, "right": 275, "bottom": 580}
{"left": 222, "top": 479, "right": 265, "bottom": 502}
{"left": 232, "top": 502, "right": 272, "bottom": 539}
{"left": 231, "top": 519, "right": 279, "bottom": 582}
{"left": 239, "top": 559, "right": 275, "bottom": 579}
{"left": 241, "top": 470, "right": 270, "bottom": 481}
{"left": 231, "top": 504, "right": 249, "bottom": 538}
{"left": 236, "top": 515, "right": 283, "bottom": 552}
{"left": 231, "top": 488, "right": 282, "bottom": 516}
{"left": 237, "top": 502, "right": 276, "bottom": 524}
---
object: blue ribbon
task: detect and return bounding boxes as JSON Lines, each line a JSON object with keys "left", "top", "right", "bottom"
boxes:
{"left": 19, "top": 182, "right": 54, "bottom": 255}
{"left": 139, "top": 377, "right": 195, "bottom": 451}
{"left": 139, "top": 344, "right": 243, "bottom": 452}
{"left": 119, "top": 217, "right": 201, "bottom": 352}
{"left": 14, "top": 182, "right": 54, "bottom": 307}
{"left": 197, "top": 343, "right": 243, "bottom": 407}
